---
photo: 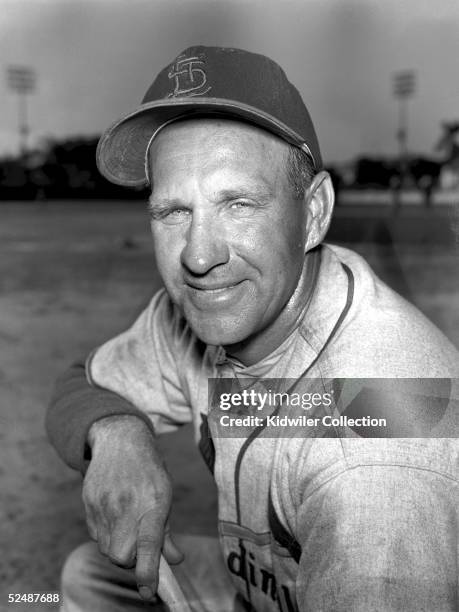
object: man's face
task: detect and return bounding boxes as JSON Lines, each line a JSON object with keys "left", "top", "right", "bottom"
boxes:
{"left": 148, "top": 118, "right": 308, "bottom": 348}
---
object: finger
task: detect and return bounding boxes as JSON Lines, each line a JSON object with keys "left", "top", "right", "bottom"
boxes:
{"left": 86, "top": 518, "right": 98, "bottom": 542}
{"left": 135, "top": 508, "right": 166, "bottom": 600}
{"left": 82, "top": 488, "right": 99, "bottom": 541}
{"left": 83, "top": 503, "right": 98, "bottom": 542}
{"left": 86, "top": 501, "right": 111, "bottom": 556}
{"left": 97, "top": 525, "right": 111, "bottom": 557}
{"left": 108, "top": 520, "right": 137, "bottom": 568}
{"left": 163, "top": 532, "right": 184, "bottom": 565}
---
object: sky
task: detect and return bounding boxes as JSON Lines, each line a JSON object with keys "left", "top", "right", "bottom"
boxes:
{"left": 1, "top": 0, "right": 458, "bottom": 164}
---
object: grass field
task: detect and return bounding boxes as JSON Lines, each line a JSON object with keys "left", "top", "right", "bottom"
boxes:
{"left": 0, "top": 200, "right": 458, "bottom": 610}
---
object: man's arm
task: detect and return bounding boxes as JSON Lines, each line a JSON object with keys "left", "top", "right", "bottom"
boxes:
{"left": 83, "top": 414, "right": 183, "bottom": 601}
{"left": 295, "top": 464, "right": 457, "bottom": 611}
{"left": 46, "top": 361, "right": 155, "bottom": 473}
{"left": 46, "top": 362, "right": 184, "bottom": 601}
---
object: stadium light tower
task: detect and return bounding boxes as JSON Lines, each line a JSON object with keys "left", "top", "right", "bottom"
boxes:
{"left": 393, "top": 70, "right": 416, "bottom": 160}
{"left": 6, "top": 65, "right": 36, "bottom": 157}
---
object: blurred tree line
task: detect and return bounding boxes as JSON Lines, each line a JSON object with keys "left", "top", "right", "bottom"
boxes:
{"left": 0, "top": 132, "right": 457, "bottom": 201}
{"left": 0, "top": 137, "right": 147, "bottom": 200}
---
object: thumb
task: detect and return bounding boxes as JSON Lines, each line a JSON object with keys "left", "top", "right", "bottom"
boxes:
{"left": 163, "top": 528, "right": 184, "bottom": 565}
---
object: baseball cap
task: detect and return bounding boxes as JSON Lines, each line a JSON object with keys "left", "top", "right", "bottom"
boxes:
{"left": 97, "top": 45, "right": 322, "bottom": 187}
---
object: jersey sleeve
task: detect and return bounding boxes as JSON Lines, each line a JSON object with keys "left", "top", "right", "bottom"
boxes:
{"left": 293, "top": 460, "right": 458, "bottom": 611}
{"left": 86, "top": 289, "right": 194, "bottom": 433}
{"left": 47, "top": 290, "right": 195, "bottom": 473}
{"left": 46, "top": 362, "right": 155, "bottom": 473}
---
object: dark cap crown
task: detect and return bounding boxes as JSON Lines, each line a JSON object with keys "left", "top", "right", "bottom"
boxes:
{"left": 97, "top": 45, "right": 322, "bottom": 187}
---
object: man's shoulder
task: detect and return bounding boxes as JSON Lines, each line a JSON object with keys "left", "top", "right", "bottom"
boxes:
{"left": 273, "top": 437, "right": 459, "bottom": 529}
{"left": 322, "top": 244, "right": 459, "bottom": 377}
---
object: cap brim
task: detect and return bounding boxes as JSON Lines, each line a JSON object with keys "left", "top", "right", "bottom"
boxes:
{"left": 96, "top": 98, "right": 315, "bottom": 187}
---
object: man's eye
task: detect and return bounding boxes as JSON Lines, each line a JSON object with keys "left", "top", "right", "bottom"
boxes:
{"left": 228, "top": 200, "right": 259, "bottom": 217}
{"left": 230, "top": 200, "right": 251, "bottom": 210}
{"left": 156, "top": 208, "right": 191, "bottom": 224}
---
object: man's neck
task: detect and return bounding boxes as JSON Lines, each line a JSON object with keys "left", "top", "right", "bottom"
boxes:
{"left": 223, "top": 248, "right": 321, "bottom": 367}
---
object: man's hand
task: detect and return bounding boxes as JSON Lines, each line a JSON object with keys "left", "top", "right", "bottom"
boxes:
{"left": 82, "top": 416, "right": 183, "bottom": 601}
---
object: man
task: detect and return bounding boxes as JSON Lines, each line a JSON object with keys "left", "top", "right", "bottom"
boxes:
{"left": 47, "top": 46, "right": 459, "bottom": 611}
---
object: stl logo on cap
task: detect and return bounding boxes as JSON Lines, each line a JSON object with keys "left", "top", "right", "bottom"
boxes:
{"left": 167, "top": 54, "right": 211, "bottom": 98}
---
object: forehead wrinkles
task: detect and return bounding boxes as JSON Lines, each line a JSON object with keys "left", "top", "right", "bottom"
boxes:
{"left": 149, "top": 119, "right": 288, "bottom": 185}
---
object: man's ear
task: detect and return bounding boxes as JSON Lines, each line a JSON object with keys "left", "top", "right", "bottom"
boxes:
{"left": 303, "top": 171, "right": 335, "bottom": 252}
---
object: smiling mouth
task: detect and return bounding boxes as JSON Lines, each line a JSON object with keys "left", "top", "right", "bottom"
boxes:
{"left": 186, "top": 280, "right": 243, "bottom": 292}
{"left": 185, "top": 279, "right": 247, "bottom": 307}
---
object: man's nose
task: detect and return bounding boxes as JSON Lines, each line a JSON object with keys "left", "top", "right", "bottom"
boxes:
{"left": 180, "top": 213, "right": 230, "bottom": 275}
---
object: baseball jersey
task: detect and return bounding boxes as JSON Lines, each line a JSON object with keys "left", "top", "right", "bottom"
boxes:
{"left": 56, "top": 244, "right": 459, "bottom": 611}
